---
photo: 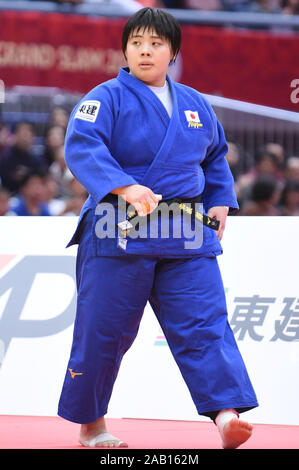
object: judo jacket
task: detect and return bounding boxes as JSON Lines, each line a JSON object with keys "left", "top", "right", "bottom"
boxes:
{"left": 65, "top": 67, "right": 239, "bottom": 257}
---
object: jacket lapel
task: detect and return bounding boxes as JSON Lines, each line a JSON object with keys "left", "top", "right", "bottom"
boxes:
{"left": 141, "top": 77, "right": 178, "bottom": 187}
{"left": 117, "top": 68, "right": 179, "bottom": 187}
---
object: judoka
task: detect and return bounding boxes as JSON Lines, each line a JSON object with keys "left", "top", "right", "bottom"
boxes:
{"left": 58, "top": 7, "right": 258, "bottom": 449}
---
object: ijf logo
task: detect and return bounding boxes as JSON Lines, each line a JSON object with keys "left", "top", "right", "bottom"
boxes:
{"left": 184, "top": 110, "right": 203, "bottom": 129}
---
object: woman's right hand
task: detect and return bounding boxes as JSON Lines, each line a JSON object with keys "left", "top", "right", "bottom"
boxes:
{"left": 111, "top": 184, "right": 162, "bottom": 216}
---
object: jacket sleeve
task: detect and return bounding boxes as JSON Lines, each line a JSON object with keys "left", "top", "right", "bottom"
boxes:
{"left": 64, "top": 87, "right": 138, "bottom": 204}
{"left": 200, "top": 103, "right": 239, "bottom": 213}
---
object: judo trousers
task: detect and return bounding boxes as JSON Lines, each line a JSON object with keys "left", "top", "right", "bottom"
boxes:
{"left": 58, "top": 215, "right": 258, "bottom": 424}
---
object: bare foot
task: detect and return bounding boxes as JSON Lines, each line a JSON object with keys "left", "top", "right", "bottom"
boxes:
{"left": 79, "top": 416, "right": 128, "bottom": 448}
{"left": 221, "top": 417, "right": 253, "bottom": 449}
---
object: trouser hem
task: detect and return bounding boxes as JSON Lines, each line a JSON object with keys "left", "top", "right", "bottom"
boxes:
{"left": 196, "top": 400, "right": 259, "bottom": 420}
{"left": 57, "top": 405, "right": 108, "bottom": 425}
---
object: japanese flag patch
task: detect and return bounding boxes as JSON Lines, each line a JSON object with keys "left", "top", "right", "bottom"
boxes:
{"left": 184, "top": 110, "right": 203, "bottom": 128}
{"left": 75, "top": 100, "right": 101, "bottom": 123}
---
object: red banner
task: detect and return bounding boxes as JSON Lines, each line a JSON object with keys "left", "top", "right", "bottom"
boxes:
{"left": 0, "top": 10, "right": 298, "bottom": 111}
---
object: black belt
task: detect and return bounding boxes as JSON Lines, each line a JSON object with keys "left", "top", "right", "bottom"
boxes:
{"left": 116, "top": 195, "right": 220, "bottom": 237}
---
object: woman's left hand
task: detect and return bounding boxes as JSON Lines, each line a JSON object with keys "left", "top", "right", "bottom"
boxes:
{"left": 207, "top": 206, "right": 229, "bottom": 241}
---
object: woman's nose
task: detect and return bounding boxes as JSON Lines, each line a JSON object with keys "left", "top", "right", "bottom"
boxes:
{"left": 140, "top": 44, "right": 152, "bottom": 56}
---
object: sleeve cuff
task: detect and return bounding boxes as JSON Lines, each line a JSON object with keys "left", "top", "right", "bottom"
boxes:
{"left": 92, "top": 174, "right": 139, "bottom": 204}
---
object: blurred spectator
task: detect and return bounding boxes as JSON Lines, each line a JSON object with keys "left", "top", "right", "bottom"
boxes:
{"left": 58, "top": 174, "right": 88, "bottom": 216}
{"left": 236, "top": 146, "right": 283, "bottom": 207}
{"left": 239, "top": 175, "right": 281, "bottom": 215}
{"left": 264, "top": 142, "right": 285, "bottom": 169}
{"left": 281, "top": 0, "right": 299, "bottom": 14}
{"left": 10, "top": 170, "right": 51, "bottom": 216}
{"left": 0, "top": 186, "right": 12, "bottom": 216}
{"left": 279, "top": 179, "right": 299, "bottom": 215}
{"left": 0, "top": 122, "right": 14, "bottom": 161}
{"left": 0, "top": 122, "right": 47, "bottom": 194}
{"left": 49, "top": 106, "right": 69, "bottom": 131}
{"left": 43, "top": 173, "right": 68, "bottom": 215}
{"left": 225, "top": 141, "right": 243, "bottom": 181}
{"left": 42, "top": 125, "right": 66, "bottom": 168}
{"left": 284, "top": 156, "right": 299, "bottom": 181}
{"left": 49, "top": 145, "right": 71, "bottom": 198}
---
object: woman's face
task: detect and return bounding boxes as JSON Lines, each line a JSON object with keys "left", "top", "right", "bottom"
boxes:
{"left": 125, "top": 28, "right": 174, "bottom": 87}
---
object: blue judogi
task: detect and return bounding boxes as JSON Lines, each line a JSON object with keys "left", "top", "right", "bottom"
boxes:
{"left": 58, "top": 67, "right": 258, "bottom": 423}
{"left": 63, "top": 67, "right": 238, "bottom": 257}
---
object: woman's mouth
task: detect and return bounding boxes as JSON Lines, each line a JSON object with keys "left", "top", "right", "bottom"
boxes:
{"left": 139, "top": 63, "right": 154, "bottom": 69}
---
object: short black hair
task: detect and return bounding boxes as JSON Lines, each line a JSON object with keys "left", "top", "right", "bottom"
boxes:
{"left": 251, "top": 175, "right": 277, "bottom": 202}
{"left": 280, "top": 179, "right": 299, "bottom": 205}
{"left": 255, "top": 147, "right": 280, "bottom": 167}
{"left": 122, "top": 8, "right": 181, "bottom": 60}
{"left": 19, "top": 168, "right": 48, "bottom": 189}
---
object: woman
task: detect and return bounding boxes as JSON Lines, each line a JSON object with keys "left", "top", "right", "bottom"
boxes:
{"left": 58, "top": 8, "right": 258, "bottom": 449}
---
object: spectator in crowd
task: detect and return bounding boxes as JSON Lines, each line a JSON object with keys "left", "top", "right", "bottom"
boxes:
{"left": 58, "top": 174, "right": 88, "bottom": 216}
{"left": 284, "top": 156, "right": 299, "bottom": 181}
{"left": 224, "top": 141, "right": 244, "bottom": 207}
{"left": 43, "top": 173, "right": 67, "bottom": 216}
{"left": 225, "top": 141, "right": 243, "bottom": 181}
{"left": 0, "top": 121, "right": 14, "bottom": 161}
{"left": 281, "top": 0, "right": 299, "bottom": 14}
{"left": 42, "top": 124, "right": 66, "bottom": 168}
{"left": 0, "top": 186, "right": 12, "bottom": 216}
{"left": 41, "top": 168, "right": 87, "bottom": 216}
{"left": 279, "top": 179, "right": 299, "bottom": 215}
{"left": 49, "top": 106, "right": 70, "bottom": 131}
{"left": 264, "top": 142, "right": 285, "bottom": 169}
{"left": 236, "top": 146, "right": 283, "bottom": 207}
{"left": 0, "top": 122, "right": 47, "bottom": 194}
{"left": 48, "top": 144, "right": 71, "bottom": 198}
{"left": 239, "top": 174, "right": 281, "bottom": 215}
{"left": 10, "top": 170, "right": 51, "bottom": 216}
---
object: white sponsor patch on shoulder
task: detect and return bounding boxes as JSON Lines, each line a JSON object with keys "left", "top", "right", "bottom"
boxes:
{"left": 75, "top": 100, "right": 101, "bottom": 123}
